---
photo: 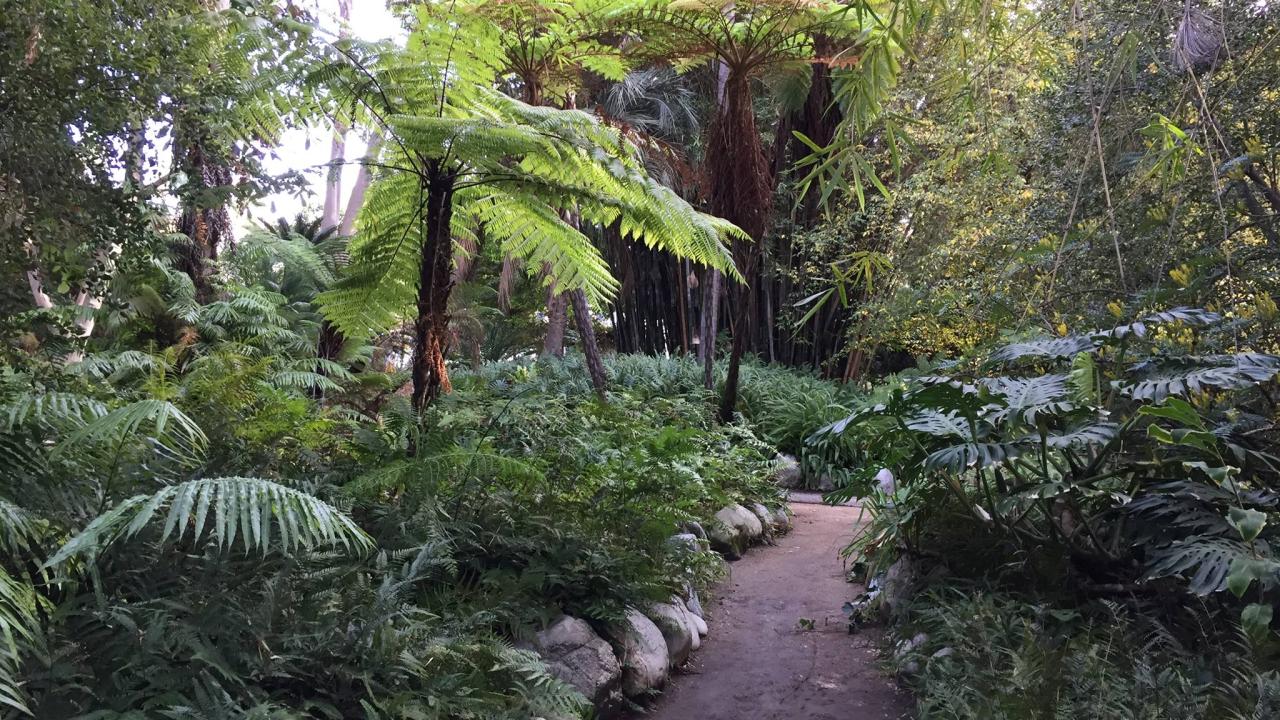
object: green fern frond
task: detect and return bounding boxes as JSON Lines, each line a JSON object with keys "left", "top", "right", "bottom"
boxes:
{"left": 56, "top": 399, "right": 207, "bottom": 460}
{"left": 344, "top": 449, "right": 545, "bottom": 500}
{"left": 0, "top": 567, "right": 37, "bottom": 714}
{"left": 1, "top": 391, "right": 107, "bottom": 432}
{"left": 46, "top": 478, "right": 373, "bottom": 567}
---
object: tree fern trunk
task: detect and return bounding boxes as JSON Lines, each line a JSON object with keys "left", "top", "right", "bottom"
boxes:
{"left": 174, "top": 136, "right": 232, "bottom": 304}
{"left": 410, "top": 162, "right": 456, "bottom": 416}
{"left": 708, "top": 70, "right": 771, "bottom": 413}
{"left": 570, "top": 289, "right": 608, "bottom": 398}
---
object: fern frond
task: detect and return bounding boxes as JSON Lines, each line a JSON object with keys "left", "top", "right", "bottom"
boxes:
{"left": 0, "top": 568, "right": 37, "bottom": 715}
{"left": 56, "top": 399, "right": 207, "bottom": 460}
{"left": 46, "top": 478, "right": 373, "bottom": 567}
{"left": 344, "top": 449, "right": 544, "bottom": 500}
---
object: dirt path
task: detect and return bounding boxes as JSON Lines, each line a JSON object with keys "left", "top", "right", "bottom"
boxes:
{"left": 638, "top": 502, "right": 911, "bottom": 720}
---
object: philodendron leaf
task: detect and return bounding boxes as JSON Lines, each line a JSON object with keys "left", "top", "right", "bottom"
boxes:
{"left": 1139, "top": 397, "right": 1204, "bottom": 429}
{"left": 1227, "top": 557, "right": 1280, "bottom": 599}
{"left": 1229, "top": 507, "right": 1268, "bottom": 544}
{"left": 1183, "top": 461, "right": 1240, "bottom": 488}
{"left": 1241, "top": 603, "right": 1273, "bottom": 645}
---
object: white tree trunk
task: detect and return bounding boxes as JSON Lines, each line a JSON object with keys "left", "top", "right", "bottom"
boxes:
{"left": 338, "top": 137, "right": 379, "bottom": 238}
{"left": 320, "top": 127, "right": 346, "bottom": 232}
{"left": 320, "top": 0, "right": 353, "bottom": 233}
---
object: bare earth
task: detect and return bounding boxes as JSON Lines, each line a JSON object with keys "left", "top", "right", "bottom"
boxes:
{"left": 636, "top": 502, "right": 912, "bottom": 720}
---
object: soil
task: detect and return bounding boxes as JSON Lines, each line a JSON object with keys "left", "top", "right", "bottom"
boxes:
{"left": 634, "top": 501, "right": 912, "bottom": 720}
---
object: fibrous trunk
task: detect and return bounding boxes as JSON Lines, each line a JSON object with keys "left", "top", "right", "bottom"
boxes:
{"left": 175, "top": 138, "right": 233, "bottom": 303}
{"left": 710, "top": 72, "right": 772, "bottom": 420}
{"left": 570, "top": 289, "right": 608, "bottom": 398}
{"left": 410, "top": 161, "right": 457, "bottom": 415}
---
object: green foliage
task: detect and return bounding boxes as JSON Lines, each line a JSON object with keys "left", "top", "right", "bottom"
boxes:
{"left": 889, "top": 584, "right": 1280, "bottom": 720}
{"left": 312, "top": 23, "right": 742, "bottom": 343}
{"left": 829, "top": 307, "right": 1280, "bottom": 715}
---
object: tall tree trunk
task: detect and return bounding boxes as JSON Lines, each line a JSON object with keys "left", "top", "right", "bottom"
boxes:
{"left": 709, "top": 70, "right": 771, "bottom": 418}
{"left": 317, "top": 137, "right": 380, "bottom": 364}
{"left": 321, "top": 125, "right": 346, "bottom": 233}
{"left": 410, "top": 162, "right": 457, "bottom": 416}
{"left": 570, "top": 289, "right": 608, "bottom": 398}
{"left": 320, "top": 0, "right": 352, "bottom": 233}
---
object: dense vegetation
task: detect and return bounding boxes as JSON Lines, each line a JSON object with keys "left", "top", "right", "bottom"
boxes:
{"left": 3, "top": 0, "right": 1280, "bottom": 717}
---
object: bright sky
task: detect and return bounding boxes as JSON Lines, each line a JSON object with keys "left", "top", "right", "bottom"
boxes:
{"left": 239, "top": 0, "right": 404, "bottom": 231}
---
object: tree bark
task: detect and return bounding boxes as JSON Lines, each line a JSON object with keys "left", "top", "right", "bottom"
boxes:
{"left": 708, "top": 70, "right": 771, "bottom": 414}
{"left": 321, "top": 125, "right": 346, "bottom": 233}
{"left": 700, "top": 268, "right": 721, "bottom": 389}
{"left": 409, "top": 162, "right": 457, "bottom": 416}
{"left": 320, "top": 0, "right": 352, "bottom": 234}
{"left": 570, "top": 289, "right": 608, "bottom": 398}
{"left": 542, "top": 283, "right": 569, "bottom": 358}
{"left": 175, "top": 138, "right": 233, "bottom": 303}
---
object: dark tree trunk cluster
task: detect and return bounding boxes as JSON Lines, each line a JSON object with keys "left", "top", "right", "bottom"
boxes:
{"left": 605, "top": 227, "right": 696, "bottom": 356}
{"left": 597, "top": 55, "right": 864, "bottom": 391}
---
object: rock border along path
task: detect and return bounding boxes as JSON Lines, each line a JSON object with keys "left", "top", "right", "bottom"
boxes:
{"left": 635, "top": 501, "right": 911, "bottom": 720}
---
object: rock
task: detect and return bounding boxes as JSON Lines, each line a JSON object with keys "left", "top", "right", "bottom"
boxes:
{"left": 683, "top": 585, "right": 705, "bottom": 620}
{"left": 771, "top": 507, "right": 791, "bottom": 533}
{"left": 815, "top": 474, "right": 836, "bottom": 492}
{"left": 771, "top": 453, "right": 803, "bottom": 488}
{"left": 528, "top": 615, "right": 622, "bottom": 710}
{"left": 679, "top": 520, "right": 707, "bottom": 539}
{"left": 880, "top": 555, "right": 919, "bottom": 618}
{"left": 931, "top": 646, "right": 954, "bottom": 660}
{"left": 646, "top": 603, "right": 694, "bottom": 666}
{"left": 749, "top": 503, "right": 775, "bottom": 539}
{"left": 674, "top": 600, "right": 703, "bottom": 649}
{"left": 716, "top": 503, "right": 762, "bottom": 541}
{"left": 666, "top": 533, "right": 700, "bottom": 553}
{"left": 875, "top": 467, "right": 896, "bottom": 496}
{"left": 685, "top": 605, "right": 707, "bottom": 637}
{"left": 608, "top": 609, "right": 670, "bottom": 697}
{"left": 706, "top": 517, "right": 743, "bottom": 559}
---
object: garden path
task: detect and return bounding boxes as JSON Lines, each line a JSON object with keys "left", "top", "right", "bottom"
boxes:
{"left": 637, "top": 501, "right": 911, "bottom": 720}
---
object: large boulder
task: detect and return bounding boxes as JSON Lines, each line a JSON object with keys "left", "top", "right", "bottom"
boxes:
{"left": 608, "top": 608, "right": 670, "bottom": 697}
{"left": 771, "top": 453, "right": 803, "bottom": 488}
{"left": 717, "top": 503, "right": 762, "bottom": 541}
{"left": 646, "top": 602, "right": 695, "bottom": 666}
{"left": 528, "top": 615, "right": 622, "bottom": 710}
{"left": 707, "top": 516, "right": 744, "bottom": 559}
